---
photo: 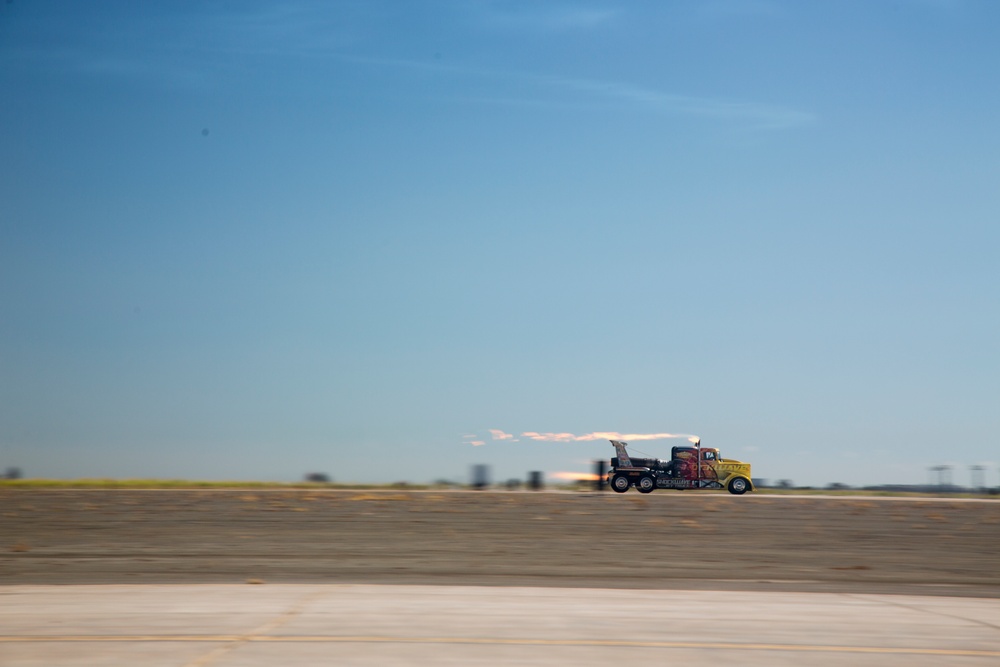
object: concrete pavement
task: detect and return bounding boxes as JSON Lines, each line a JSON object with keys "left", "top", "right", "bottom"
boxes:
{"left": 1, "top": 584, "right": 998, "bottom": 666}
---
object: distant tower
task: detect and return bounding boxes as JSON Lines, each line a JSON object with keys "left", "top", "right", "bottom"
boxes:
{"left": 928, "top": 465, "right": 952, "bottom": 488}
{"left": 970, "top": 465, "right": 985, "bottom": 491}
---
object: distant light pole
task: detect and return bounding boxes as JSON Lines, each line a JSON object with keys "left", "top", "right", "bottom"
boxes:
{"left": 928, "top": 465, "right": 953, "bottom": 489}
{"left": 970, "top": 465, "right": 985, "bottom": 492}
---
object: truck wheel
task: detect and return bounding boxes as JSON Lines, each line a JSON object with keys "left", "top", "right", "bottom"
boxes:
{"left": 727, "top": 477, "right": 749, "bottom": 495}
{"left": 611, "top": 474, "right": 630, "bottom": 493}
{"left": 637, "top": 476, "right": 655, "bottom": 494}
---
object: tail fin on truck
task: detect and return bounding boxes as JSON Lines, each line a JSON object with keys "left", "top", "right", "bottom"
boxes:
{"left": 610, "top": 440, "right": 632, "bottom": 467}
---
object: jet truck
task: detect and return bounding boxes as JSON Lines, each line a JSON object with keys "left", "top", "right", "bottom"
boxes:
{"left": 607, "top": 439, "right": 754, "bottom": 495}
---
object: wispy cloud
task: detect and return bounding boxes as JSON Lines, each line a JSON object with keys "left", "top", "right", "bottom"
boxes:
{"left": 489, "top": 429, "right": 515, "bottom": 440}
{"left": 7, "top": 2, "right": 359, "bottom": 88}
{"left": 17, "top": 3, "right": 813, "bottom": 130}
{"left": 543, "top": 75, "right": 815, "bottom": 128}
{"left": 340, "top": 55, "right": 815, "bottom": 129}
{"left": 468, "top": 2, "right": 617, "bottom": 32}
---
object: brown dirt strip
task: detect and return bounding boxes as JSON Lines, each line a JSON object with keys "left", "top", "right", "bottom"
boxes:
{"left": 2, "top": 489, "right": 998, "bottom": 597}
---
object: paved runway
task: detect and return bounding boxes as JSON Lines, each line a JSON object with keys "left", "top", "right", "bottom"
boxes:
{"left": 2, "top": 584, "right": 998, "bottom": 666}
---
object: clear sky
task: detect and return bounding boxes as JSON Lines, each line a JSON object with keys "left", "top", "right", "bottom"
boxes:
{"left": 1, "top": 1, "right": 997, "bottom": 488}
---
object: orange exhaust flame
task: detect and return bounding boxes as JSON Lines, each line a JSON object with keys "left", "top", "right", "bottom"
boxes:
{"left": 550, "top": 472, "right": 601, "bottom": 481}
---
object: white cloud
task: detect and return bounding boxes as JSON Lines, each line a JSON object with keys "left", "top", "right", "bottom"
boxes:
{"left": 489, "top": 429, "right": 515, "bottom": 440}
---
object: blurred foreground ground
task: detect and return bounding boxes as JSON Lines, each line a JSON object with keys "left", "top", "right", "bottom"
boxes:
{"left": 2, "top": 585, "right": 998, "bottom": 666}
{"left": 1, "top": 490, "right": 998, "bottom": 596}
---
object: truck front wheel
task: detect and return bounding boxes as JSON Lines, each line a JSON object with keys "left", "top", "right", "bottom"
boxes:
{"left": 727, "top": 477, "right": 749, "bottom": 495}
{"left": 637, "top": 476, "right": 655, "bottom": 493}
{"left": 611, "top": 474, "right": 631, "bottom": 493}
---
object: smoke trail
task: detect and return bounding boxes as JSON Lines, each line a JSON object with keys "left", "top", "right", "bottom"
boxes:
{"left": 521, "top": 431, "right": 700, "bottom": 443}
{"left": 464, "top": 430, "right": 700, "bottom": 446}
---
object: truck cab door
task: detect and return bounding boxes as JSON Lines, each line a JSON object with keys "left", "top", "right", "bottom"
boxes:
{"left": 700, "top": 450, "right": 719, "bottom": 481}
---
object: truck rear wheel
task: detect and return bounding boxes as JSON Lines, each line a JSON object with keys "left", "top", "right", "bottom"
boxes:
{"left": 611, "top": 474, "right": 630, "bottom": 493}
{"left": 727, "top": 477, "right": 749, "bottom": 495}
{"left": 637, "top": 476, "right": 655, "bottom": 493}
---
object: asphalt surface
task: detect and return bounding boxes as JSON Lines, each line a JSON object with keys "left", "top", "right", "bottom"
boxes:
{"left": 2, "top": 584, "right": 998, "bottom": 666}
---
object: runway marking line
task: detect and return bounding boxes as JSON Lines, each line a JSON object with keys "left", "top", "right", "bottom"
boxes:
{"left": 1, "top": 635, "right": 998, "bottom": 657}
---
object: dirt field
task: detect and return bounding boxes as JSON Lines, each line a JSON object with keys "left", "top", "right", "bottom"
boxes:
{"left": 2, "top": 489, "right": 998, "bottom": 597}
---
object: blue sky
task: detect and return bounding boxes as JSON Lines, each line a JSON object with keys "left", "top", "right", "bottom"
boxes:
{"left": 1, "top": 0, "right": 997, "bottom": 487}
